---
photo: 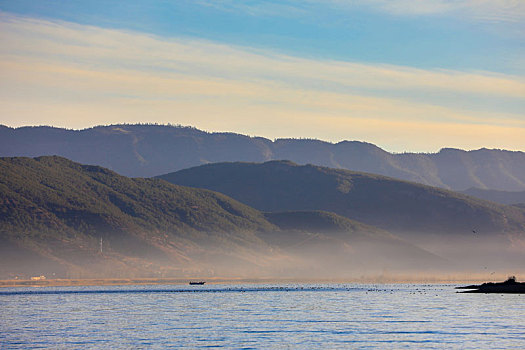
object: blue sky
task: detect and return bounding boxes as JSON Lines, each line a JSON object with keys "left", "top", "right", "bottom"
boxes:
{"left": 0, "top": 0, "right": 523, "bottom": 151}
{"left": 2, "top": 0, "right": 523, "bottom": 73}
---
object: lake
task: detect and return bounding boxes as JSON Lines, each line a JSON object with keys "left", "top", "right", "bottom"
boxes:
{"left": 1, "top": 284, "right": 524, "bottom": 349}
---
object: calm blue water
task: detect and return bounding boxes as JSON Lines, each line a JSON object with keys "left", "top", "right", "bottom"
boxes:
{"left": 1, "top": 284, "right": 524, "bottom": 349}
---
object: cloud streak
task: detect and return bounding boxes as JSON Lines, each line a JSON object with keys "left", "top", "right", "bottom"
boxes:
{"left": 347, "top": 0, "right": 525, "bottom": 21}
{"left": 196, "top": 0, "right": 525, "bottom": 23}
{"left": 0, "top": 13, "right": 523, "bottom": 152}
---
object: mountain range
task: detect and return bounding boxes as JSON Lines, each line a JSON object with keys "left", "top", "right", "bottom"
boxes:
{"left": 159, "top": 161, "right": 525, "bottom": 238}
{"left": 159, "top": 160, "right": 525, "bottom": 270}
{"left": 2, "top": 124, "right": 525, "bottom": 191}
{"left": 0, "top": 156, "right": 444, "bottom": 279}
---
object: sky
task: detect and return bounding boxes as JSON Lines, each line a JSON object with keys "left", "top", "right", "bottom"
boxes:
{"left": 0, "top": 0, "right": 523, "bottom": 152}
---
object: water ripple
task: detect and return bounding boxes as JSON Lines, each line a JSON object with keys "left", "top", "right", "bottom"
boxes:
{"left": 1, "top": 284, "right": 524, "bottom": 349}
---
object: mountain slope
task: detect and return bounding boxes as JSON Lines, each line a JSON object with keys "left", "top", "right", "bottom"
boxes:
{"left": 0, "top": 156, "right": 278, "bottom": 278}
{"left": 159, "top": 161, "right": 525, "bottom": 238}
{"left": 1, "top": 124, "right": 525, "bottom": 190}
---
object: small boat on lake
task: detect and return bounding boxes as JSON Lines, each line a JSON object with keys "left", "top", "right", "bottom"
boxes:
{"left": 456, "top": 276, "right": 525, "bottom": 293}
{"left": 189, "top": 281, "right": 205, "bottom": 285}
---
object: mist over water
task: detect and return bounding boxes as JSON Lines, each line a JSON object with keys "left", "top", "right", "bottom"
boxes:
{"left": 3, "top": 228, "right": 524, "bottom": 282}
{"left": 397, "top": 232, "right": 525, "bottom": 275}
{"left": 2, "top": 284, "right": 524, "bottom": 349}
{"left": 137, "top": 228, "right": 521, "bottom": 282}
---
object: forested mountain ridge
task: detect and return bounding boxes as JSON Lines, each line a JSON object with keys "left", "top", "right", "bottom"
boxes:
{"left": 1, "top": 124, "right": 524, "bottom": 191}
{"left": 0, "top": 156, "right": 277, "bottom": 278}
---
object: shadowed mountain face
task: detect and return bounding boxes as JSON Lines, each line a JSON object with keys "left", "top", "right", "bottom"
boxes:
{"left": 159, "top": 161, "right": 525, "bottom": 239}
{"left": 0, "top": 156, "right": 447, "bottom": 279}
{"left": 1, "top": 124, "right": 525, "bottom": 191}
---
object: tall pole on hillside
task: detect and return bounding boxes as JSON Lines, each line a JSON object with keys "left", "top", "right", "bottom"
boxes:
{"left": 100, "top": 237, "right": 103, "bottom": 255}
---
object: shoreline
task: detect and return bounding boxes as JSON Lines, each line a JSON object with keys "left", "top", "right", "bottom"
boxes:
{"left": 0, "top": 275, "right": 514, "bottom": 288}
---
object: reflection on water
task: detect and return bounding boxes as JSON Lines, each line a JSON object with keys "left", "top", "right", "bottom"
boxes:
{"left": 1, "top": 284, "right": 524, "bottom": 349}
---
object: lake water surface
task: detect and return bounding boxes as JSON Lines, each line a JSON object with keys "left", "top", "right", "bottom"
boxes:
{"left": 1, "top": 284, "right": 524, "bottom": 349}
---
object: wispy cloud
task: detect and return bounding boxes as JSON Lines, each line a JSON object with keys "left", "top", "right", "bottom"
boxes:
{"left": 345, "top": 0, "right": 525, "bottom": 22}
{"left": 0, "top": 13, "right": 523, "bottom": 152}
{"left": 195, "top": 0, "right": 525, "bottom": 23}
